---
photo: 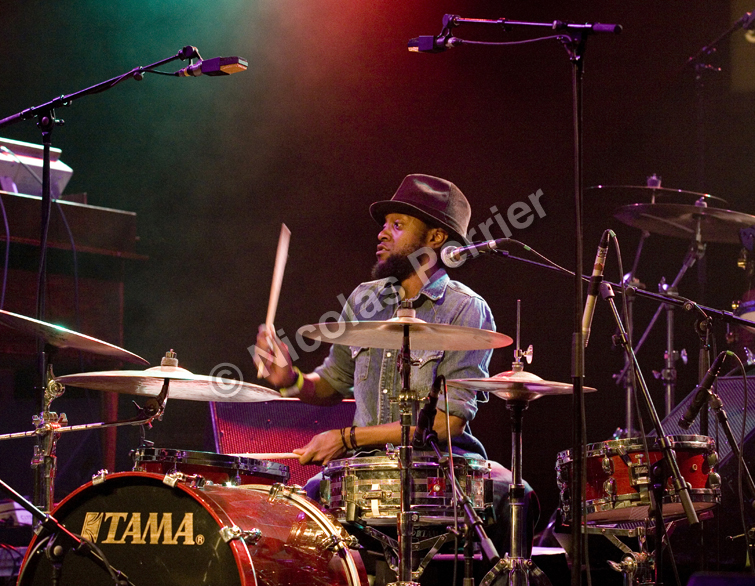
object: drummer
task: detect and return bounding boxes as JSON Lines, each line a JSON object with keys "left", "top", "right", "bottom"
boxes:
{"left": 254, "top": 173, "right": 538, "bottom": 553}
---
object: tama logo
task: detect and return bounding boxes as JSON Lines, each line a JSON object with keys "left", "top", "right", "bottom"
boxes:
{"left": 81, "top": 512, "right": 203, "bottom": 545}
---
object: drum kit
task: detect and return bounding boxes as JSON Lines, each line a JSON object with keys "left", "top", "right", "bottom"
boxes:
{"left": 1, "top": 184, "right": 755, "bottom": 586}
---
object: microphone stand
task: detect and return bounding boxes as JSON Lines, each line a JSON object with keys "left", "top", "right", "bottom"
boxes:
{"left": 0, "top": 45, "right": 201, "bottom": 508}
{"left": 0, "top": 476, "right": 133, "bottom": 585}
{"left": 411, "top": 17, "right": 621, "bottom": 586}
{"left": 599, "top": 281, "right": 700, "bottom": 531}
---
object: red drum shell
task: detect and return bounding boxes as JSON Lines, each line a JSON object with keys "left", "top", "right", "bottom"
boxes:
{"left": 18, "top": 472, "right": 367, "bottom": 586}
{"left": 132, "top": 447, "right": 290, "bottom": 486}
{"left": 556, "top": 435, "right": 720, "bottom": 524}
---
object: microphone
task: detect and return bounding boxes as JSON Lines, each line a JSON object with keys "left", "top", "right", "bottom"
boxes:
{"left": 441, "top": 238, "right": 508, "bottom": 268}
{"left": 408, "top": 35, "right": 458, "bottom": 53}
{"left": 679, "top": 350, "right": 732, "bottom": 430}
{"left": 581, "top": 230, "right": 611, "bottom": 348}
{"left": 412, "top": 376, "right": 442, "bottom": 449}
{"left": 176, "top": 56, "right": 248, "bottom": 77}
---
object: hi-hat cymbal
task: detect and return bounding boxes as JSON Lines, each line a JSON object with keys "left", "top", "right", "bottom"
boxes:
{"left": 448, "top": 369, "right": 597, "bottom": 402}
{"left": 55, "top": 366, "right": 281, "bottom": 402}
{"left": 298, "top": 316, "right": 512, "bottom": 351}
{"left": 614, "top": 203, "right": 755, "bottom": 244}
{"left": 588, "top": 184, "right": 728, "bottom": 206}
{"left": 0, "top": 309, "right": 149, "bottom": 366}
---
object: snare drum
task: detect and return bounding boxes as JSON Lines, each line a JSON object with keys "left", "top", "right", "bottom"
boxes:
{"left": 133, "top": 447, "right": 289, "bottom": 486}
{"left": 17, "top": 472, "right": 368, "bottom": 586}
{"left": 556, "top": 435, "right": 720, "bottom": 524}
{"left": 322, "top": 452, "right": 493, "bottom": 525}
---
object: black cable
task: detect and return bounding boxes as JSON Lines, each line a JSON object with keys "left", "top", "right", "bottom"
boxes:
{"left": 0, "top": 192, "right": 10, "bottom": 310}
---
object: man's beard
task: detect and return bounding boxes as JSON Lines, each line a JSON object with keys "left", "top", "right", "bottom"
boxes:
{"left": 371, "top": 252, "right": 418, "bottom": 282}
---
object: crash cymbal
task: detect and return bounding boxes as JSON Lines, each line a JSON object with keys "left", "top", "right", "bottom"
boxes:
{"left": 0, "top": 309, "right": 149, "bottom": 366}
{"left": 448, "top": 369, "right": 597, "bottom": 402}
{"left": 298, "top": 316, "right": 512, "bottom": 351}
{"left": 55, "top": 366, "right": 280, "bottom": 402}
{"left": 613, "top": 203, "right": 755, "bottom": 244}
{"left": 589, "top": 184, "right": 728, "bottom": 206}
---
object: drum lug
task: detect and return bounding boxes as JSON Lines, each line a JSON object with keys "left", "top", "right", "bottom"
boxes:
{"left": 220, "top": 525, "right": 262, "bottom": 545}
{"left": 707, "top": 472, "right": 721, "bottom": 489}
{"left": 603, "top": 477, "right": 616, "bottom": 496}
{"left": 601, "top": 455, "right": 614, "bottom": 475}
{"left": 91, "top": 469, "right": 109, "bottom": 485}
{"left": 163, "top": 472, "right": 206, "bottom": 489}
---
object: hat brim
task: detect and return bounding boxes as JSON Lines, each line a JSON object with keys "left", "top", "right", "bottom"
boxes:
{"left": 369, "top": 200, "right": 469, "bottom": 245}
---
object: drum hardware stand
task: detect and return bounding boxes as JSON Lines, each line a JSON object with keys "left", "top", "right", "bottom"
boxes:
{"left": 615, "top": 227, "right": 706, "bottom": 409}
{"left": 0, "top": 475, "right": 133, "bottom": 585}
{"left": 600, "top": 281, "right": 700, "bottom": 532}
{"left": 357, "top": 525, "right": 458, "bottom": 583}
{"left": 0, "top": 359, "right": 171, "bottom": 513}
{"left": 480, "top": 394, "right": 552, "bottom": 586}
{"left": 388, "top": 301, "right": 422, "bottom": 586}
{"left": 652, "top": 281, "right": 688, "bottom": 418}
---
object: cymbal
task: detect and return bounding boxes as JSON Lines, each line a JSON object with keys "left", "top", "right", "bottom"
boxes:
{"left": 448, "top": 369, "right": 597, "bottom": 402}
{"left": 55, "top": 366, "right": 281, "bottom": 402}
{"left": 0, "top": 309, "right": 149, "bottom": 366}
{"left": 588, "top": 184, "right": 728, "bottom": 206}
{"left": 298, "top": 316, "right": 512, "bottom": 351}
{"left": 613, "top": 203, "right": 755, "bottom": 244}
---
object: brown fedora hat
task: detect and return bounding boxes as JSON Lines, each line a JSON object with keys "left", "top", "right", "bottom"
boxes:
{"left": 369, "top": 174, "right": 471, "bottom": 244}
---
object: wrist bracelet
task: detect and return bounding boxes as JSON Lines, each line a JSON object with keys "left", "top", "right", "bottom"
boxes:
{"left": 349, "top": 425, "right": 358, "bottom": 450}
{"left": 339, "top": 427, "right": 349, "bottom": 450}
{"left": 279, "top": 366, "right": 305, "bottom": 397}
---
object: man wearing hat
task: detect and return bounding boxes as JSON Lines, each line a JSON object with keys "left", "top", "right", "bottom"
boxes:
{"left": 255, "top": 173, "right": 537, "bottom": 552}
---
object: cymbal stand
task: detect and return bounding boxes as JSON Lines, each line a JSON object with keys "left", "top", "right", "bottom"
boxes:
{"left": 616, "top": 227, "right": 705, "bottom": 385}
{"left": 389, "top": 302, "right": 420, "bottom": 586}
{"left": 481, "top": 392, "right": 551, "bottom": 586}
{"left": 0, "top": 369, "right": 170, "bottom": 512}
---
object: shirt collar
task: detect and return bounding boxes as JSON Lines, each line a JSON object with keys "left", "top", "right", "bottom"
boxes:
{"left": 412, "top": 269, "right": 449, "bottom": 302}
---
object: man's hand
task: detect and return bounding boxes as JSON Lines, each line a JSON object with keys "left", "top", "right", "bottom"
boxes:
{"left": 293, "top": 429, "right": 347, "bottom": 466}
{"left": 253, "top": 325, "right": 296, "bottom": 387}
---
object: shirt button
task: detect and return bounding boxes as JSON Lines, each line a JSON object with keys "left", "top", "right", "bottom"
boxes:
{"left": 382, "top": 389, "right": 388, "bottom": 394}
{"left": 386, "top": 352, "right": 392, "bottom": 357}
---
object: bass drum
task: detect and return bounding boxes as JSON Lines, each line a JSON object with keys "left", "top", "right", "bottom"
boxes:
{"left": 18, "top": 472, "right": 368, "bottom": 586}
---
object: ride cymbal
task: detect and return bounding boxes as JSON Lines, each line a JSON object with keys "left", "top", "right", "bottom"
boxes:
{"left": 298, "top": 316, "right": 512, "bottom": 351}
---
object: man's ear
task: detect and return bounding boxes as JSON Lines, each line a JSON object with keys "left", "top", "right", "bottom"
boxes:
{"left": 427, "top": 227, "right": 449, "bottom": 250}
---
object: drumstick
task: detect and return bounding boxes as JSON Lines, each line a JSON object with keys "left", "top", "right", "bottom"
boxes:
{"left": 230, "top": 452, "right": 301, "bottom": 460}
{"left": 257, "top": 223, "right": 291, "bottom": 378}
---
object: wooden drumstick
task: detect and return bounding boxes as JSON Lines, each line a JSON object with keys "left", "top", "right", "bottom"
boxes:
{"left": 230, "top": 452, "right": 300, "bottom": 460}
{"left": 257, "top": 223, "right": 291, "bottom": 378}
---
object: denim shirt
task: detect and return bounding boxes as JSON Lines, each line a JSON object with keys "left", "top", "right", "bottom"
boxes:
{"left": 315, "top": 270, "right": 494, "bottom": 457}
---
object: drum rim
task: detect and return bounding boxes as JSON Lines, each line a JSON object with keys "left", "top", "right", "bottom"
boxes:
{"left": 133, "top": 447, "right": 290, "bottom": 477}
{"left": 556, "top": 434, "right": 716, "bottom": 463}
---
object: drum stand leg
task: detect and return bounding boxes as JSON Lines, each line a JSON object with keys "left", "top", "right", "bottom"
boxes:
{"left": 481, "top": 401, "right": 551, "bottom": 586}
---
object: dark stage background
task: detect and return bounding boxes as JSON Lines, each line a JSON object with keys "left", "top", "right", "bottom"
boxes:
{"left": 1, "top": 0, "right": 755, "bottom": 542}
